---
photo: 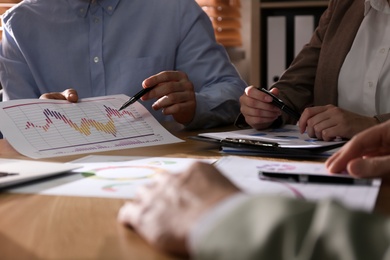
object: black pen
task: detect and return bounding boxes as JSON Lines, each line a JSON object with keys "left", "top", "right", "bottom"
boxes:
{"left": 259, "top": 88, "right": 301, "bottom": 121}
{"left": 259, "top": 171, "right": 373, "bottom": 186}
{"left": 224, "top": 138, "right": 279, "bottom": 147}
{"left": 118, "top": 87, "right": 154, "bottom": 111}
{"left": 0, "top": 172, "right": 18, "bottom": 177}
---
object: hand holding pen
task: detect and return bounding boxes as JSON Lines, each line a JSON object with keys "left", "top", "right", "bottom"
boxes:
{"left": 239, "top": 86, "right": 300, "bottom": 130}
{"left": 258, "top": 88, "right": 301, "bottom": 121}
{"left": 118, "top": 71, "right": 196, "bottom": 125}
{"left": 118, "top": 87, "right": 154, "bottom": 111}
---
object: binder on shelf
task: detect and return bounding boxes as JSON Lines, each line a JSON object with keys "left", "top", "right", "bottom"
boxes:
{"left": 294, "top": 15, "right": 315, "bottom": 57}
{"left": 260, "top": 5, "right": 328, "bottom": 88}
{"left": 267, "top": 16, "right": 286, "bottom": 87}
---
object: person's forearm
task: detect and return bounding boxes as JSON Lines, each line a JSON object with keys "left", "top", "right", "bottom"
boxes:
{"left": 193, "top": 196, "right": 390, "bottom": 260}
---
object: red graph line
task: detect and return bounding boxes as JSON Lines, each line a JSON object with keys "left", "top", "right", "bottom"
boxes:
{"left": 25, "top": 105, "right": 137, "bottom": 137}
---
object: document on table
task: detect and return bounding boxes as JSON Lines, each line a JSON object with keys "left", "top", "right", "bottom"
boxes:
{"left": 215, "top": 156, "right": 380, "bottom": 212}
{"left": 0, "top": 158, "right": 79, "bottom": 188}
{"left": 0, "top": 95, "right": 183, "bottom": 158}
{"left": 8, "top": 155, "right": 380, "bottom": 212}
{"left": 199, "top": 125, "right": 345, "bottom": 149}
{"left": 194, "top": 125, "right": 346, "bottom": 159}
{"left": 22, "top": 157, "right": 217, "bottom": 199}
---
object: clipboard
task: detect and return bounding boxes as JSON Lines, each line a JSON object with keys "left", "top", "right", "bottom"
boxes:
{"left": 190, "top": 125, "right": 346, "bottom": 159}
{"left": 189, "top": 135, "right": 344, "bottom": 159}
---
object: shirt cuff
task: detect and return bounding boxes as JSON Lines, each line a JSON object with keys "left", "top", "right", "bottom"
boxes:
{"left": 188, "top": 193, "right": 250, "bottom": 254}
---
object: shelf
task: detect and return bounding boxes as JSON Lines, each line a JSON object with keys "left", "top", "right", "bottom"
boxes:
{"left": 260, "top": 1, "right": 329, "bottom": 9}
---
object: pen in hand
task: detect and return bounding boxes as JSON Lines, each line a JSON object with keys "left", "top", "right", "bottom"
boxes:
{"left": 118, "top": 87, "right": 154, "bottom": 111}
{"left": 258, "top": 88, "right": 301, "bottom": 121}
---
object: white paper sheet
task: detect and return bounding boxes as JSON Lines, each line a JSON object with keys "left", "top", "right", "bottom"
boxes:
{"left": 39, "top": 157, "right": 217, "bottom": 199}
{"left": 33, "top": 156, "right": 381, "bottom": 212}
{"left": 0, "top": 158, "right": 79, "bottom": 188}
{"left": 199, "top": 124, "right": 345, "bottom": 149}
{"left": 215, "top": 156, "right": 381, "bottom": 212}
{"left": 0, "top": 95, "right": 183, "bottom": 158}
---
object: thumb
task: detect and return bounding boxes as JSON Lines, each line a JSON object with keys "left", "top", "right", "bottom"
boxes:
{"left": 347, "top": 155, "right": 390, "bottom": 178}
{"left": 270, "top": 87, "right": 279, "bottom": 96}
{"left": 62, "top": 89, "right": 78, "bottom": 103}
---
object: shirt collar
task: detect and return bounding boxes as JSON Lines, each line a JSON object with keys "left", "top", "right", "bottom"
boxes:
{"left": 364, "top": 0, "right": 390, "bottom": 15}
{"left": 69, "top": 0, "right": 120, "bottom": 18}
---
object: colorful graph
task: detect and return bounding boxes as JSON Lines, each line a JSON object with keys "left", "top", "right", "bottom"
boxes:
{"left": 82, "top": 165, "right": 166, "bottom": 180}
{"left": 0, "top": 95, "right": 182, "bottom": 158}
{"left": 39, "top": 158, "right": 206, "bottom": 199}
{"left": 25, "top": 105, "right": 138, "bottom": 137}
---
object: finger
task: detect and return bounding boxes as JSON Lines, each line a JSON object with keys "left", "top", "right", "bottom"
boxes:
{"left": 117, "top": 201, "right": 140, "bottom": 226}
{"left": 326, "top": 122, "right": 390, "bottom": 173}
{"left": 240, "top": 92, "right": 282, "bottom": 118}
{"left": 151, "top": 86, "right": 194, "bottom": 110}
{"left": 326, "top": 143, "right": 361, "bottom": 173}
{"left": 143, "top": 71, "right": 187, "bottom": 89}
{"left": 143, "top": 77, "right": 193, "bottom": 102}
{"left": 245, "top": 86, "right": 274, "bottom": 103}
{"left": 40, "top": 93, "right": 68, "bottom": 100}
{"left": 308, "top": 113, "right": 333, "bottom": 140}
{"left": 61, "top": 89, "right": 78, "bottom": 102}
{"left": 269, "top": 87, "right": 280, "bottom": 96}
{"left": 240, "top": 99, "right": 281, "bottom": 118}
{"left": 303, "top": 125, "right": 315, "bottom": 139}
{"left": 39, "top": 89, "right": 79, "bottom": 102}
{"left": 240, "top": 103, "right": 281, "bottom": 119}
{"left": 158, "top": 101, "right": 196, "bottom": 118}
{"left": 347, "top": 155, "right": 390, "bottom": 178}
{"left": 299, "top": 106, "right": 327, "bottom": 134}
{"left": 311, "top": 121, "right": 339, "bottom": 141}
{"left": 298, "top": 108, "right": 311, "bottom": 134}
{"left": 325, "top": 148, "right": 343, "bottom": 170}
{"left": 321, "top": 127, "right": 342, "bottom": 142}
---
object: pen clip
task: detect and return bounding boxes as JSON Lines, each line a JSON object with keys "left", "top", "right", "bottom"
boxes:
{"left": 224, "top": 138, "right": 279, "bottom": 147}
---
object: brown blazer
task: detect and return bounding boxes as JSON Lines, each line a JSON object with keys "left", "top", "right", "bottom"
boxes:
{"left": 273, "top": 0, "right": 390, "bottom": 124}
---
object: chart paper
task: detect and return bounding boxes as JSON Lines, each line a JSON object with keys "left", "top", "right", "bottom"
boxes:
{"left": 0, "top": 95, "right": 183, "bottom": 158}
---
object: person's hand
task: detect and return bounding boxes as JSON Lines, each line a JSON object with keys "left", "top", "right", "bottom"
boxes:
{"left": 117, "top": 162, "right": 241, "bottom": 256}
{"left": 298, "top": 105, "right": 378, "bottom": 141}
{"left": 39, "top": 88, "right": 79, "bottom": 103}
{"left": 141, "top": 71, "right": 196, "bottom": 125}
{"left": 239, "top": 86, "right": 282, "bottom": 129}
{"left": 326, "top": 120, "right": 390, "bottom": 178}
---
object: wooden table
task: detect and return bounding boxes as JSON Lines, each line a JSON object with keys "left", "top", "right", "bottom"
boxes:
{"left": 1, "top": 123, "right": 389, "bottom": 259}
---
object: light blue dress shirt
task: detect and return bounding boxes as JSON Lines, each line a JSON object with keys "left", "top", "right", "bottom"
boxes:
{"left": 0, "top": 0, "right": 247, "bottom": 129}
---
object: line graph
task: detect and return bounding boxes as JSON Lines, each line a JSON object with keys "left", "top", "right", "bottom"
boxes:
{"left": 0, "top": 95, "right": 182, "bottom": 158}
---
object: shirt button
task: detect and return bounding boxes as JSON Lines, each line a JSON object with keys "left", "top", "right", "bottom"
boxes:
{"left": 107, "top": 6, "right": 113, "bottom": 11}
{"left": 94, "top": 57, "right": 99, "bottom": 63}
{"left": 380, "top": 48, "right": 386, "bottom": 53}
{"left": 94, "top": 18, "right": 99, "bottom": 23}
{"left": 80, "top": 8, "right": 85, "bottom": 13}
{"left": 368, "top": 81, "right": 374, "bottom": 88}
